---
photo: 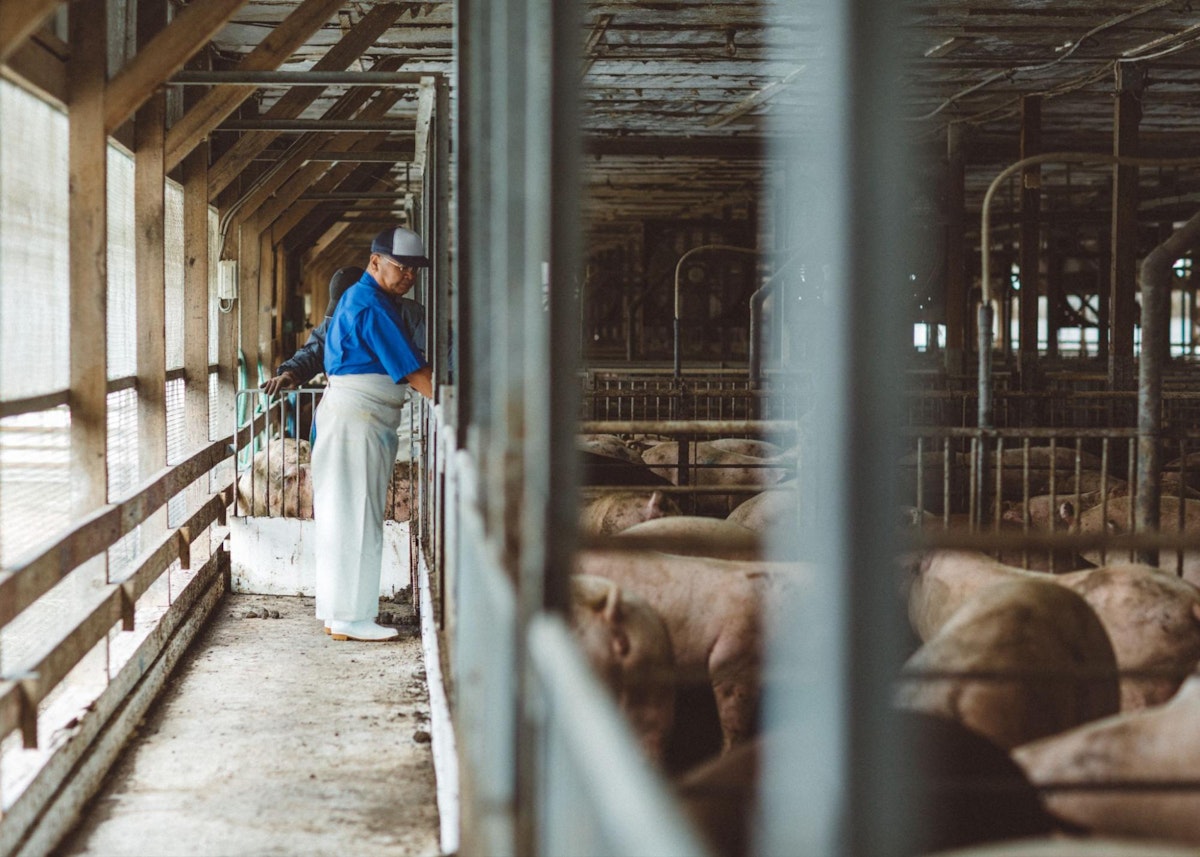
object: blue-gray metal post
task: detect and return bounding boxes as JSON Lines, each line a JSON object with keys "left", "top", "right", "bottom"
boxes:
{"left": 757, "top": 0, "right": 916, "bottom": 853}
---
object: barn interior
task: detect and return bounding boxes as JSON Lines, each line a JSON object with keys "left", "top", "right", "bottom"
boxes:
{"left": 3, "top": 0, "right": 1200, "bottom": 855}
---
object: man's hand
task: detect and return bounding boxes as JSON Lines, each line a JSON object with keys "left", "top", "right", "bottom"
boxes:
{"left": 261, "top": 371, "right": 297, "bottom": 397}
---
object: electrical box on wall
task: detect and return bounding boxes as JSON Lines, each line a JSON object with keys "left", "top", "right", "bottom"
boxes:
{"left": 218, "top": 260, "right": 239, "bottom": 301}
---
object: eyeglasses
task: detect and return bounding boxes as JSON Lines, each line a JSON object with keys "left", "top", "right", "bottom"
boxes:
{"left": 379, "top": 256, "right": 415, "bottom": 275}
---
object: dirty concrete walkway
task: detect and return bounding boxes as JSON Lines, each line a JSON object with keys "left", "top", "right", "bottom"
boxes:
{"left": 56, "top": 593, "right": 441, "bottom": 857}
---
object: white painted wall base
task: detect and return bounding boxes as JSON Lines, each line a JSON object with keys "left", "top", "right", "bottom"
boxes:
{"left": 230, "top": 517, "right": 411, "bottom": 597}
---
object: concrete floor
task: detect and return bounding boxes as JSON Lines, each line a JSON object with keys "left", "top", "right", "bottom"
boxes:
{"left": 55, "top": 593, "right": 441, "bottom": 857}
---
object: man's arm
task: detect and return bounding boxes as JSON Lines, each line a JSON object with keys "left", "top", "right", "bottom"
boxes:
{"left": 262, "top": 321, "right": 328, "bottom": 394}
{"left": 405, "top": 365, "right": 434, "bottom": 400}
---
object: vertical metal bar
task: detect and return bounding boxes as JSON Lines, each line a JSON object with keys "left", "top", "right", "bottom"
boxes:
{"left": 759, "top": 0, "right": 915, "bottom": 851}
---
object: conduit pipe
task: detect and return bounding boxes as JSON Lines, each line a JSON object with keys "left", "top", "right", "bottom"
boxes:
{"left": 749, "top": 251, "right": 802, "bottom": 389}
{"left": 673, "top": 245, "right": 759, "bottom": 378}
{"left": 1135, "top": 206, "right": 1200, "bottom": 562}
{"left": 977, "top": 151, "right": 1200, "bottom": 429}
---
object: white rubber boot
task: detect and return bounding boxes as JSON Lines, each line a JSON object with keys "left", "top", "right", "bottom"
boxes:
{"left": 328, "top": 620, "right": 399, "bottom": 642}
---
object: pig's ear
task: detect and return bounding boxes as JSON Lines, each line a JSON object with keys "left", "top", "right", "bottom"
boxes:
{"left": 646, "top": 491, "right": 663, "bottom": 517}
{"left": 601, "top": 579, "right": 623, "bottom": 625}
{"left": 1058, "top": 500, "right": 1076, "bottom": 526}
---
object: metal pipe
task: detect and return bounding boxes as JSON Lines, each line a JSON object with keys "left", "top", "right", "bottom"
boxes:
{"left": 978, "top": 152, "right": 1200, "bottom": 428}
{"left": 671, "top": 244, "right": 759, "bottom": 378}
{"left": 299, "top": 192, "right": 411, "bottom": 200}
{"left": 749, "top": 252, "right": 802, "bottom": 390}
{"left": 291, "top": 150, "right": 415, "bottom": 163}
{"left": 169, "top": 70, "right": 434, "bottom": 86}
{"left": 218, "top": 118, "right": 413, "bottom": 132}
{"left": 1135, "top": 206, "right": 1200, "bottom": 562}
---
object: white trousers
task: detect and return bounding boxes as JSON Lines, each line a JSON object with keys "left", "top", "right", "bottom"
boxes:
{"left": 312, "top": 374, "right": 407, "bottom": 622}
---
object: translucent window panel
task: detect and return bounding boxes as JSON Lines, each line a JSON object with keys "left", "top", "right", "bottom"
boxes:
{"left": 0, "top": 81, "right": 69, "bottom": 401}
{"left": 0, "top": 407, "right": 71, "bottom": 566}
{"left": 107, "top": 148, "right": 136, "bottom": 380}
{"left": 165, "top": 181, "right": 184, "bottom": 370}
{"left": 107, "top": 387, "right": 138, "bottom": 499}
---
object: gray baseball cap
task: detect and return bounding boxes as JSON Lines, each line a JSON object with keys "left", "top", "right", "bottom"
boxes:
{"left": 370, "top": 226, "right": 430, "bottom": 268}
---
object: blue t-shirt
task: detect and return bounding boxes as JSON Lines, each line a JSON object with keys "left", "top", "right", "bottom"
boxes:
{"left": 324, "top": 272, "right": 427, "bottom": 382}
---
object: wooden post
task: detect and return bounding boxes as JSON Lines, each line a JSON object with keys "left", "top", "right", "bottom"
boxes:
{"left": 238, "top": 219, "right": 262, "bottom": 386}
{"left": 68, "top": 0, "right": 109, "bottom": 516}
{"left": 944, "top": 124, "right": 967, "bottom": 378}
{"left": 1045, "top": 235, "right": 1063, "bottom": 360}
{"left": 259, "top": 228, "right": 275, "bottom": 370}
{"left": 1110, "top": 64, "right": 1144, "bottom": 395}
{"left": 135, "top": 0, "right": 168, "bottom": 502}
{"left": 1018, "top": 95, "right": 1041, "bottom": 405}
{"left": 182, "top": 138, "right": 211, "bottom": 563}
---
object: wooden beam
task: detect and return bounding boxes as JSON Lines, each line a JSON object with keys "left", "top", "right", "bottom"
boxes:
{"left": 220, "top": 80, "right": 382, "bottom": 217}
{"left": 0, "top": 0, "right": 62, "bottom": 62}
{"left": 239, "top": 218, "right": 262, "bottom": 380}
{"left": 1, "top": 31, "right": 67, "bottom": 106}
{"left": 944, "top": 124, "right": 967, "bottom": 375}
{"left": 183, "top": 142, "right": 211, "bottom": 447}
{"left": 259, "top": 228, "right": 275, "bottom": 366}
{"left": 135, "top": 0, "right": 168, "bottom": 498}
{"left": 411, "top": 76, "right": 435, "bottom": 172}
{"left": 246, "top": 89, "right": 405, "bottom": 239}
{"left": 0, "top": 437, "right": 231, "bottom": 634}
{"left": 207, "top": 4, "right": 404, "bottom": 198}
{"left": 1110, "top": 64, "right": 1144, "bottom": 392}
{"left": 104, "top": 0, "right": 251, "bottom": 134}
{"left": 268, "top": 144, "right": 398, "bottom": 241}
{"left": 163, "top": 0, "right": 346, "bottom": 171}
{"left": 68, "top": 0, "right": 108, "bottom": 516}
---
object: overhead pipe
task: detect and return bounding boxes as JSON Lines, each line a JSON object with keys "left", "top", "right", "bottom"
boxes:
{"left": 170, "top": 70, "right": 433, "bottom": 86}
{"left": 1135, "top": 207, "right": 1200, "bottom": 562}
{"left": 978, "top": 151, "right": 1200, "bottom": 430}
{"left": 673, "top": 245, "right": 759, "bottom": 378}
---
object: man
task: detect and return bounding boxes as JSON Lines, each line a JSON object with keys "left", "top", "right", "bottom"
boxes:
{"left": 262, "top": 267, "right": 427, "bottom": 396}
{"left": 312, "top": 226, "right": 434, "bottom": 642}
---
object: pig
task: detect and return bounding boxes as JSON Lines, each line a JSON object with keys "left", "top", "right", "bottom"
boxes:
{"left": 725, "top": 487, "right": 799, "bottom": 534}
{"left": 579, "top": 490, "right": 680, "bottom": 536}
{"left": 925, "top": 837, "right": 1200, "bottom": 856}
{"left": 895, "top": 579, "right": 1120, "bottom": 749}
{"left": 992, "top": 468, "right": 1126, "bottom": 504}
{"left": 576, "top": 548, "right": 807, "bottom": 759}
{"left": 1063, "top": 495, "right": 1200, "bottom": 587}
{"left": 579, "top": 434, "right": 645, "bottom": 466}
{"left": 704, "top": 438, "right": 786, "bottom": 460}
{"left": 569, "top": 574, "right": 676, "bottom": 763}
{"left": 905, "top": 549, "right": 1200, "bottom": 710}
{"left": 641, "top": 442, "right": 790, "bottom": 515}
{"left": 236, "top": 438, "right": 313, "bottom": 518}
{"left": 617, "top": 516, "right": 763, "bottom": 560}
{"left": 676, "top": 712, "right": 1058, "bottom": 857}
{"left": 920, "top": 509, "right": 1081, "bottom": 572}
{"left": 984, "top": 445, "right": 1103, "bottom": 471}
{"left": 1013, "top": 675, "right": 1200, "bottom": 846}
{"left": 581, "top": 450, "right": 672, "bottom": 488}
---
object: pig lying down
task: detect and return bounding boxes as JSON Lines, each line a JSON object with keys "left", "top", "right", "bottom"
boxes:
{"left": 904, "top": 549, "right": 1200, "bottom": 711}
{"left": 579, "top": 490, "right": 680, "bottom": 536}
{"left": 616, "top": 516, "right": 763, "bottom": 560}
{"left": 895, "top": 578, "right": 1120, "bottom": 749}
{"left": 1013, "top": 675, "right": 1200, "bottom": 846}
